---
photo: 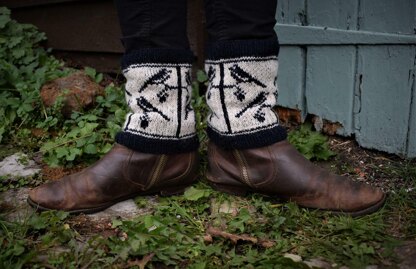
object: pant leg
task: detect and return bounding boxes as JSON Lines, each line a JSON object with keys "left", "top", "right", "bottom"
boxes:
{"left": 204, "top": 0, "right": 278, "bottom": 42}
{"left": 114, "top": 0, "right": 199, "bottom": 154}
{"left": 114, "top": 0, "right": 190, "bottom": 52}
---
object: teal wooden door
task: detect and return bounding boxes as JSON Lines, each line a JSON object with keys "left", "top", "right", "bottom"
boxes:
{"left": 275, "top": 0, "right": 416, "bottom": 158}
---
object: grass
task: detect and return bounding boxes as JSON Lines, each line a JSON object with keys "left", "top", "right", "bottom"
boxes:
{"left": 1, "top": 156, "right": 415, "bottom": 268}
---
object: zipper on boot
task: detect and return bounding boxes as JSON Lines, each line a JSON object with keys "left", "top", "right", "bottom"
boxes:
{"left": 233, "top": 150, "right": 254, "bottom": 188}
{"left": 147, "top": 154, "right": 168, "bottom": 190}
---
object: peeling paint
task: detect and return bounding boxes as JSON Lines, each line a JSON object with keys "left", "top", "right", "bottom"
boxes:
{"left": 276, "top": 0, "right": 416, "bottom": 157}
{"left": 276, "top": 106, "right": 302, "bottom": 125}
{"left": 312, "top": 116, "right": 344, "bottom": 135}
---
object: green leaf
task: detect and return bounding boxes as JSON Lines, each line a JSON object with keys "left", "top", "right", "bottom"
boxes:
{"left": 196, "top": 70, "right": 208, "bottom": 83}
{"left": 67, "top": 148, "right": 82, "bottom": 161}
{"left": 84, "top": 66, "right": 96, "bottom": 79}
{"left": 84, "top": 144, "right": 97, "bottom": 154}
{"left": 95, "top": 73, "right": 103, "bottom": 83}
{"left": 12, "top": 244, "right": 25, "bottom": 256}
{"left": 0, "top": 7, "right": 11, "bottom": 16}
{"left": 29, "top": 215, "right": 47, "bottom": 230}
{"left": 56, "top": 211, "right": 69, "bottom": 220}
{"left": 0, "top": 14, "right": 10, "bottom": 29}
{"left": 111, "top": 219, "right": 123, "bottom": 228}
{"left": 55, "top": 147, "right": 68, "bottom": 158}
{"left": 12, "top": 48, "right": 25, "bottom": 59}
{"left": 100, "top": 143, "right": 112, "bottom": 154}
{"left": 183, "top": 187, "right": 211, "bottom": 201}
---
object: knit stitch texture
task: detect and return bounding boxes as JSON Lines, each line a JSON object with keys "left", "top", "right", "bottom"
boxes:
{"left": 205, "top": 38, "right": 287, "bottom": 149}
{"left": 116, "top": 49, "right": 199, "bottom": 154}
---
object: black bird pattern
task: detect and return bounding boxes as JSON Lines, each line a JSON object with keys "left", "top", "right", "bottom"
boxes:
{"left": 136, "top": 97, "right": 170, "bottom": 122}
{"left": 229, "top": 64, "right": 266, "bottom": 88}
{"left": 235, "top": 91, "right": 268, "bottom": 119}
{"left": 207, "top": 66, "right": 216, "bottom": 83}
{"left": 139, "top": 68, "right": 172, "bottom": 93}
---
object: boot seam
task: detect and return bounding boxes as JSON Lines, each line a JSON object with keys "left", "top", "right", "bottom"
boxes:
{"left": 208, "top": 144, "right": 224, "bottom": 184}
{"left": 252, "top": 145, "right": 278, "bottom": 188}
{"left": 162, "top": 152, "right": 194, "bottom": 184}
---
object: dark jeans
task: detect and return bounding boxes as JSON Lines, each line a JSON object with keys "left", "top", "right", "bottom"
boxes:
{"left": 114, "top": 0, "right": 278, "bottom": 53}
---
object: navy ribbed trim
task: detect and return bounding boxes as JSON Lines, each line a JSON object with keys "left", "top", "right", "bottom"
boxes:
{"left": 121, "top": 48, "right": 195, "bottom": 69}
{"left": 207, "top": 125, "right": 287, "bottom": 150}
{"left": 206, "top": 38, "right": 279, "bottom": 60}
{"left": 115, "top": 132, "right": 199, "bottom": 154}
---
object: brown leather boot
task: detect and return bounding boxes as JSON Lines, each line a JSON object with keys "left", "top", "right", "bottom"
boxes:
{"left": 207, "top": 140, "right": 385, "bottom": 216}
{"left": 28, "top": 144, "right": 199, "bottom": 214}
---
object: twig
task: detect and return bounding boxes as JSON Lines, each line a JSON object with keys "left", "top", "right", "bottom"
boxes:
{"left": 205, "top": 226, "right": 275, "bottom": 248}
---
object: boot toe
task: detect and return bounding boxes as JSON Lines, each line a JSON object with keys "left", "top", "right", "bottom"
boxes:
{"left": 352, "top": 185, "right": 386, "bottom": 215}
{"left": 28, "top": 180, "right": 67, "bottom": 211}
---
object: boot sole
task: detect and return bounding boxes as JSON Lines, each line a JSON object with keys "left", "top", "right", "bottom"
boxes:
{"left": 27, "top": 184, "right": 190, "bottom": 215}
{"left": 208, "top": 182, "right": 387, "bottom": 217}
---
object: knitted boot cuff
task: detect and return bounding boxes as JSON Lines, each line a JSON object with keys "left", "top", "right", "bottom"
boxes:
{"left": 205, "top": 38, "right": 287, "bottom": 150}
{"left": 116, "top": 48, "right": 199, "bottom": 154}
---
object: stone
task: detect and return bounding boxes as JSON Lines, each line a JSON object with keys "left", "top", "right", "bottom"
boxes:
{"left": 394, "top": 241, "right": 416, "bottom": 269}
{"left": 283, "top": 253, "right": 303, "bottom": 262}
{"left": 0, "top": 186, "right": 158, "bottom": 223}
{"left": 210, "top": 199, "right": 239, "bottom": 216}
{"left": 87, "top": 197, "right": 158, "bottom": 221}
{"left": 210, "top": 198, "right": 256, "bottom": 217}
{"left": 304, "top": 258, "right": 332, "bottom": 269}
{"left": 0, "top": 153, "right": 41, "bottom": 177}
{"left": 40, "top": 71, "right": 104, "bottom": 117}
{"left": 0, "top": 187, "right": 33, "bottom": 222}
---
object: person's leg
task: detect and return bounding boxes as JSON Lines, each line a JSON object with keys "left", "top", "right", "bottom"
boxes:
{"left": 114, "top": 0, "right": 198, "bottom": 153}
{"left": 203, "top": 0, "right": 385, "bottom": 216}
{"left": 27, "top": 0, "right": 199, "bottom": 213}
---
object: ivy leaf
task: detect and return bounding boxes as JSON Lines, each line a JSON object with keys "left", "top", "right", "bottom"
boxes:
{"left": 196, "top": 70, "right": 208, "bottom": 83}
{"left": 84, "top": 66, "right": 96, "bottom": 79}
{"left": 184, "top": 187, "right": 211, "bottom": 201}
{"left": 95, "top": 73, "right": 103, "bottom": 83}
{"left": 84, "top": 144, "right": 97, "bottom": 154}
{"left": 0, "top": 13, "right": 10, "bottom": 29}
{"left": 66, "top": 148, "right": 82, "bottom": 161}
{"left": 55, "top": 147, "right": 68, "bottom": 159}
{"left": 29, "top": 214, "right": 47, "bottom": 230}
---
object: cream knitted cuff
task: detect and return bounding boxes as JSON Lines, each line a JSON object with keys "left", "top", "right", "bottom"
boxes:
{"left": 116, "top": 48, "right": 199, "bottom": 154}
{"left": 205, "top": 38, "right": 287, "bottom": 149}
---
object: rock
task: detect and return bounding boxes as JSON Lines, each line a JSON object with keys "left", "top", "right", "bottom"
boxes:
{"left": 283, "top": 253, "right": 303, "bottom": 262}
{"left": 304, "top": 258, "right": 332, "bottom": 269}
{"left": 394, "top": 241, "right": 416, "bottom": 269}
{"left": 87, "top": 197, "right": 158, "bottom": 221}
{"left": 0, "top": 153, "right": 41, "bottom": 177}
{"left": 0, "top": 185, "right": 156, "bottom": 223}
{"left": 40, "top": 71, "right": 104, "bottom": 117}
{"left": 210, "top": 199, "right": 239, "bottom": 216}
{"left": 0, "top": 187, "right": 33, "bottom": 222}
{"left": 210, "top": 198, "right": 256, "bottom": 217}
